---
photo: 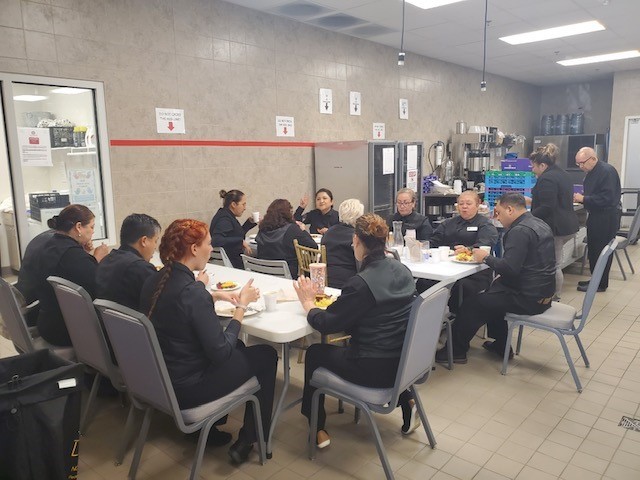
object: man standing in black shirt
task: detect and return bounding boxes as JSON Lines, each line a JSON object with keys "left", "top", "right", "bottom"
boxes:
{"left": 436, "top": 193, "right": 556, "bottom": 364}
{"left": 96, "top": 214, "right": 161, "bottom": 310}
{"left": 573, "top": 147, "right": 621, "bottom": 292}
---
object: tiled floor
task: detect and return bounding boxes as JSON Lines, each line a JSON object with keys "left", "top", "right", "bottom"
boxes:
{"left": 2, "top": 250, "right": 640, "bottom": 480}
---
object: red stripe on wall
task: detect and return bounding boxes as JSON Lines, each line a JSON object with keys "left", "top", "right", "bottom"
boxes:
{"left": 110, "top": 139, "right": 315, "bottom": 147}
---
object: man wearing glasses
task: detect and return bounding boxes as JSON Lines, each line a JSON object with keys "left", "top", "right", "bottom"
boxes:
{"left": 573, "top": 147, "right": 621, "bottom": 292}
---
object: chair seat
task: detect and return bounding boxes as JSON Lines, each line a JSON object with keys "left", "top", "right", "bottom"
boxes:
{"left": 310, "top": 367, "right": 393, "bottom": 408}
{"left": 505, "top": 302, "right": 577, "bottom": 330}
{"left": 181, "top": 376, "right": 259, "bottom": 424}
{"left": 615, "top": 235, "right": 630, "bottom": 248}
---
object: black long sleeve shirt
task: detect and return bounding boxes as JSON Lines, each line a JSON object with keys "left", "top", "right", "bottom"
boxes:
{"left": 429, "top": 214, "right": 498, "bottom": 249}
{"left": 96, "top": 244, "right": 157, "bottom": 310}
{"left": 582, "top": 161, "right": 621, "bottom": 213}
{"left": 210, "top": 208, "right": 256, "bottom": 269}
{"left": 139, "top": 262, "right": 241, "bottom": 388}
{"left": 294, "top": 206, "right": 339, "bottom": 234}
{"left": 531, "top": 164, "right": 579, "bottom": 236}
{"left": 321, "top": 223, "right": 357, "bottom": 288}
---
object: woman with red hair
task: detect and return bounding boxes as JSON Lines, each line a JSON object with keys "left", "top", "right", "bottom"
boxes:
{"left": 139, "top": 219, "right": 277, "bottom": 465}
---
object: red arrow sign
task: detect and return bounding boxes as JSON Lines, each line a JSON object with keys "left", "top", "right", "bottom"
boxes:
{"left": 168, "top": 121, "right": 174, "bottom": 131}
{"left": 377, "top": 131, "right": 381, "bottom": 137}
{"left": 283, "top": 126, "right": 288, "bottom": 135}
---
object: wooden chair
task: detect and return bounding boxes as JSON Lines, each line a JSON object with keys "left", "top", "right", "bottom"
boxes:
{"left": 293, "top": 239, "right": 327, "bottom": 279}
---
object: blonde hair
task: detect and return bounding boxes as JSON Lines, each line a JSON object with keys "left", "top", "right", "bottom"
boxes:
{"left": 396, "top": 188, "right": 416, "bottom": 203}
{"left": 529, "top": 143, "right": 559, "bottom": 166}
{"left": 338, "top": 199, "right": 364, "bottom": 227}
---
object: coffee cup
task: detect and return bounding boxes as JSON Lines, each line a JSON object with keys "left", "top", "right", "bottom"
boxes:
{"left": 263, "top": 291, "right": 277, "bottom": 311}
{"left": 479, "top": 246, "right": 491, "bottom": 254}
{"left": 439, "top": 246, "right": 450, "bottom": 260}
{"left": 252, "top": 211, "right": 260, "bottom": 223}
{"left": 429, "top": 248, "right": 440, "bottom": 263}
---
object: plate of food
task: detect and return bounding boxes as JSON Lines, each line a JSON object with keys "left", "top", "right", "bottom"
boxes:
{"left": 451, "top": 251, "right": 482, "bottom": 264}
{"left": 211, "top": 281, "right": 241, "bottom": 291}
{"left": 313, "top": 293, "right": 336, "bottom": 309}
{"left": 215, "top": 301, "right": 262, "bottom": 317}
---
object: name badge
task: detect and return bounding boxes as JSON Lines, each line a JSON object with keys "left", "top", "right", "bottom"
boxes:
{"left": 467, "top": 226, "right": 478, "bottom": 231}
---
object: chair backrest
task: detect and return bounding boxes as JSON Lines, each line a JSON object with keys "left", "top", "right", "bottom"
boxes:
{"left": 48, "top": 276, "right": 122, "bottom": 388}
{"left": 94, "top": 299, "right": 186, "bottom": 428}
{"left": 579, "top": 238, "right": 618, "bottom": 326}
{"left": 0, "top": 277, "right": 35, "bottom": 353}
{"left": 241, "top": 254, "right": 292, "bottom": 279}
{"left": 294, "top": 240, "right": 327, "bottom": 278}
{"left": 626, "top": 207, "right": 640, "bottom": 243}
{"left": 391, "top": 279, "right": 455, "bottom": 405}
{"left": 209, "top": 246, "right": 233, "bottom": 268}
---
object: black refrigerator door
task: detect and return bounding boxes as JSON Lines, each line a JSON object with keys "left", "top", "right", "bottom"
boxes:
{"left": 370, "top": 143, "right": 396, "bottom": 220}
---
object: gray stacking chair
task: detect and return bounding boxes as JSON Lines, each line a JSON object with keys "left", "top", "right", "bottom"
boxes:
{"left": 308, "top": 280, "right": 454, "bottom": 480}
{"left": 47, "top": 276, "right": 134, "bottom": 465}
{"left": 209, "top": 246, "right": 234, "bottom": 268}
{"left": 613, "top": 206, "right": 640, "bottom": 280}
{"left": 241, "top": 254, "right": 292, "bottom": 279}
{"left": 502, "top": 239, "right": 617, "bottom": 392}
{"left": 94, "top": 300, "right": 266, "bottom": 480}
{"left": 0, "top": 276, "right": 74, "bottom": 360}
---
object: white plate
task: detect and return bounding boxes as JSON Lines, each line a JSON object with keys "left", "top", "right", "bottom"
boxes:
{"left": 215, "top": 302, "right": 262, "bottom": 317}
{"left": 248, "top": 234, "right": 257, "bottom": 240}
{"left": 451, "top": 258, "right": 482, "bottom": 265}
{"left": 210, "top": 282, "right": 241, "bottom": 292}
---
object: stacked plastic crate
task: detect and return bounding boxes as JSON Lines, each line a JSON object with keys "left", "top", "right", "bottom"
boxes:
{"left": 485, "top": 170, "right": 537, "bottom": 209}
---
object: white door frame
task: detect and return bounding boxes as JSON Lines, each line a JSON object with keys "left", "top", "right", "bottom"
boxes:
{"left": 620, "top": 115, "right": 640, "bottom": 188}
{"left": 0, "top": 72, "right": 116, "bottom": 256}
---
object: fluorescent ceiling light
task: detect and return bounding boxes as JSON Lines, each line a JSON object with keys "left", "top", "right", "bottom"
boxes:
{"left": 500, "top": 20, "right": 605, "bottom": 45}
{"left": 406, "top": 0, "right": 469, "bottom": 10}
{"left": 51, "top": 87, "right": 90, "bottom": 95}
{"left": 13, "top": 95, "right": 48, "bottom": 102}
{"left": 558, "top": 50, "right": 640, "bottom": 66}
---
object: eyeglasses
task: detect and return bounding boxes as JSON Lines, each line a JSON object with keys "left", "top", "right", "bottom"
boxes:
{"left": 396, "top": 201, "right": 414, "bottom": 206}
{"left": 576, "top": 156, "right": 595, "bottom": 166}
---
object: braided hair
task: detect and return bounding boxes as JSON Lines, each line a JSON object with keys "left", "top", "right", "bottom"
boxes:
{"left": 355, "top": 213, "right": 388, "bottom": 255}
{"left": 147, "top": 219, "right": 208, "bottom": 319}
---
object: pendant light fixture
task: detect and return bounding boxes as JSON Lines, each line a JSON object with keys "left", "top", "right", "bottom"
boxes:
{"left": 480, "top": 0, "right": 488, "bottom": 91}
{"left": 398, "top": 0, "right": 406, "bottom": 66}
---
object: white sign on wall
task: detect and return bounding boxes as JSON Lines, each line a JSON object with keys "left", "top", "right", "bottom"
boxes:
{"left": 69, "top": 169, "right": 98, "bottom": 204}
{"left": 276, "top": 116, "right": 295, "bottom": 137}
{"left": 407, "top": 144, "right": 418, "bottom": 170}
{"left": 407, "top": 169, "right": 418, "bottom": 191}
{"left": 18, "top": 127, "right": 52, "bottom": 167}
{"left": 350, "top": 91, "right": 361, "bottom": 116}
{"left": 382, "top": 147, "right": 395, "bottom": 175}
{"left": 399, "top": 99, "right": 409, "bottom": 120}
{"left": 156, "top": 108, "right": 185, "bottom": 134}
{"left": 373, "top": 122, "right": 385, "bottom": 140}
{"left": 319, "top": 88, "right": 333, "bottom": 114}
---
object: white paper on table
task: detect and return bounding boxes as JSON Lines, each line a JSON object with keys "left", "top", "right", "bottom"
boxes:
{"left": 382, "top": 147, "right": 395, "bottom": 175}
{"left": 407, "top": 144, "right": 418, "bottom": 170}
{"left": 276, "top": 288, "right": 298, "bottom": 302}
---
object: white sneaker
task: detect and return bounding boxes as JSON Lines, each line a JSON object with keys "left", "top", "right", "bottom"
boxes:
{"left": 401, "top": 403, "right": 421, "bottom": 435}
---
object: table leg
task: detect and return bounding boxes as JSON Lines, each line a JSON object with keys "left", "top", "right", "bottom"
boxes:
{"left": 267, "top": 342, "right": 291, "bottom": 459}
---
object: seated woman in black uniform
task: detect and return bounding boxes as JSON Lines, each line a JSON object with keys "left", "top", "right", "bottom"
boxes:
{"left": 210, "top": 189, "right": 257, "bottom": 269}
{"left": 387, "top": 188, "right": 432, "bottom": 241}
{"left": 256, "top": 199, "right": 317, "bottom": 277}
{"left": 294, "top": 188, "right": 339, "bottom": 234}
{"left": 32, "top": 204, "right": 109, "bottom": 346}
{"left": 139, "top": 219, "right": 277, "bottom": 464}
{"left": 321, "top": 198, "right": 364, "bottom": 288}
{"left": 294, "top": 213, "right": 419, "bottom": 448}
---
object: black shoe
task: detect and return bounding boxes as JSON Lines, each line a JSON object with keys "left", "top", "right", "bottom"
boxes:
{"left": 577, "top": 280, "right": 590, "bottom": 287}
{"left": 435, "top": 346, "right": 467, "bottom": 365}
{"left": 228, "top": 439, "right": 254, "bottom": 465}
{"left": 577, "top": 284, "right": 606, "bottom": 292}
{"left": 482, "top": 340, "right": 513, "bottom": 360}
{"left": 187, "top": 426, "right": 232, "bottom": 447}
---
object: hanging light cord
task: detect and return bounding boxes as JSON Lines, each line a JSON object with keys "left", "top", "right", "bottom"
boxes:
{"left": 481, "top": 0, "right": 488, "bottom": 89}
{"left": 400, "top": 0, "right": 406, "bottom": 53}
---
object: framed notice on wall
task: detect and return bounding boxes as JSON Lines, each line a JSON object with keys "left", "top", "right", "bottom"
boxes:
{"left": 69, "top": 169, "right": 98, "bottom": 204}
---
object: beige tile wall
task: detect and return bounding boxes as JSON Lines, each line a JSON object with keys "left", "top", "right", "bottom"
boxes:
{"left": 0, "top": 0, "right": 542, "bottom": 233}
{"left": 610, "top": 69, "right": 640, "bottom": 173}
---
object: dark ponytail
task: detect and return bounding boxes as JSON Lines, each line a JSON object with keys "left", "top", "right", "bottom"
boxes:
{"left": 219, "top": 189, "right": 245, "bottom": 209}
{"left": 529, "top": 143, "right": 558, "bottom": 167}
{"left": 48, "top": 204, "right": 94, "bottom": 232}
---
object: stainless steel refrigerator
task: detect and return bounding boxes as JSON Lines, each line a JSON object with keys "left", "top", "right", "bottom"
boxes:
{"left": 314, "top": 141, "right": 398, "bottom": 220}
{"left": 397, "top": 141, "right": 424, "bottom": 214}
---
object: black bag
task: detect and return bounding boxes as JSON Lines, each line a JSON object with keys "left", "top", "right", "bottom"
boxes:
{"left": 0, "top": 350, "right": 83, "bottom": 480}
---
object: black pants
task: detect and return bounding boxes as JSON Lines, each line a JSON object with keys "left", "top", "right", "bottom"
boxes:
{"left": 587, "top": 210, "right": 620, "bottom": 289}
{"left": 176, "top": 342, "right": 277, "bottom": 443}
{"left": 416, "top": 269, "right": 492, "bottom": 313}
{"left": 301, "top": 344, "right": 411, "bottom": 431}
{"left": 452, "top": 289, "right": 550, "bottom": 354}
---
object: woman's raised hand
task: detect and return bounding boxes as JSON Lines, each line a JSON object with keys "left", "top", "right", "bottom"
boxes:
{"left": 299, "top": 194, "right": 309, "bottom": 209}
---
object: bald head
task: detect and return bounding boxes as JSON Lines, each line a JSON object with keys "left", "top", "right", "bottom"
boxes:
{"left": 575, "top": 147, "right": 598, "bottom": 172}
